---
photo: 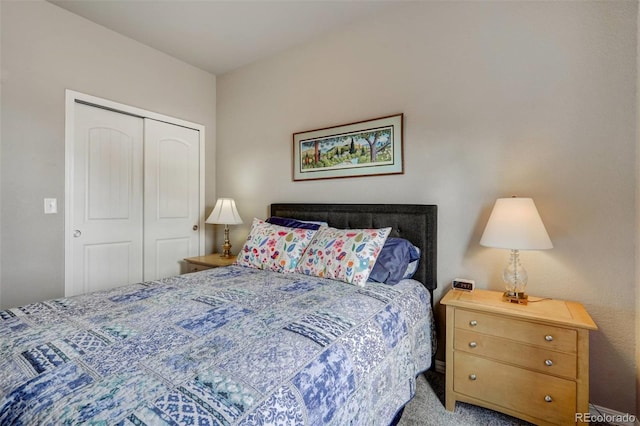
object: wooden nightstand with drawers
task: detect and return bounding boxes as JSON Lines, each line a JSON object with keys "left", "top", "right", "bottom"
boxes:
{"left": 441, "top": 288, "right": 597, "bottom": 425}
{"left": 182, "top": 254, "right": 237, "bottom": 273}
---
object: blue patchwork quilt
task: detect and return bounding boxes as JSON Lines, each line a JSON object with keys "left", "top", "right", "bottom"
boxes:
{"left": 0, "top": 266, "right": 434, "bottom": 425}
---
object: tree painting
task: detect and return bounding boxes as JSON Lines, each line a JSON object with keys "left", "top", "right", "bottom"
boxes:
{"left": 293, "top": 114, "right": 403, "bottom": 181}
{"left": 299, "top": 126, "right": 393, "bottom": 171}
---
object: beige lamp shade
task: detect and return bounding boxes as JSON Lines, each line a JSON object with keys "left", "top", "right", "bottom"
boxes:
{"left": 480, "top": 197, "right": 552, "bottom": 250}
{"left": 205, "top": 198, "right": 243, "bottom": 225}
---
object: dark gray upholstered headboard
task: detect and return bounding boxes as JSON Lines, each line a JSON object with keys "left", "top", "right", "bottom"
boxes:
{"left": 270, "top": 203, "right": 437, "bottom": 292}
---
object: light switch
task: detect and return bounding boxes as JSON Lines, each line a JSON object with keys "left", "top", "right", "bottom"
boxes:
{"left": 44, "top": 198, "right": 57, "bottom": 214}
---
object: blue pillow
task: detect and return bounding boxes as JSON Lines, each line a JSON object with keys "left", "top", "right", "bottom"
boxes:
{"left": 369, "top": 238, "right": 421, "bottom": 285}
{"left": 402, "top": 247, "right": 421, "bottom": 279}
{"left": 266, "top": 216, "right": 323, "bottom": 230}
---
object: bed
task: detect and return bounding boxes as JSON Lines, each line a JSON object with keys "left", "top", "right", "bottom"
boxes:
{"left": 0, "top": 203, "right": 437, "bottom": 425}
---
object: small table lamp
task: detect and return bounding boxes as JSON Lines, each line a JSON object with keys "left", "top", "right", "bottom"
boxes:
{"left": 205, "top": 198, "right": 243, "bottom": 258}
{"left": 480, "top": 197, "right": 553, "bottom": 304}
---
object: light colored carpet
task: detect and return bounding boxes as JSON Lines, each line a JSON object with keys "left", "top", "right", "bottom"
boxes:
{"left": 398, "top": 371, "right": 539, "bottom": 426}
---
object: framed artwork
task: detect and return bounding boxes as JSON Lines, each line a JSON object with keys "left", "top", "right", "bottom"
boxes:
{"left": 292, "top": 113, "right": 403, "bottom": 181}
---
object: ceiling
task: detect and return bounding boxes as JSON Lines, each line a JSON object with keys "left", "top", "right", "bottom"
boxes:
{"left": 49, "top": 0, "right": 404, "bottom": 76}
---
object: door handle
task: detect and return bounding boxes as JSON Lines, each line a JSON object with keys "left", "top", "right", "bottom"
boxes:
{"left": 193, "top": 225, "right": 198, "bottom": 231}
{"left": 73, "top": 230, "right": 82, "bottom": 238}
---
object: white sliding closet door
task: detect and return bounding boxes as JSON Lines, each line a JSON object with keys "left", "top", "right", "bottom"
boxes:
{"left": 144, "top": 119, "right": 200, "bottom": 280}
{"left": 71, "top": 103, "right": 144, "bottom": 295}
{"left": 67, "top": 96, "right": 203, "bottom": 297}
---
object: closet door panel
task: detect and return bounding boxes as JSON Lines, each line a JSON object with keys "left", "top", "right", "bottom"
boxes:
{"left": 71, "top": 104, "right": 144, "bottom": 296}
{"left": 155, "top": 238, "right": 191, "bottom": 279}
{"left": 157, "top": 137, "right": 190, "bottom": 218}
{"left": 144, "top": 119, "right": 200, "bottom": 280}
{"left": 84, "top": 242, "right": 133, "bottom": 292}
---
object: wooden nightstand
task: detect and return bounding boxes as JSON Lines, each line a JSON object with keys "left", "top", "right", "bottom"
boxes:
{"left": 182, "top": 253, "right": 237, "bottom": 273}
{"left": 441, "top": 288, "right": 597, "bottom": 425}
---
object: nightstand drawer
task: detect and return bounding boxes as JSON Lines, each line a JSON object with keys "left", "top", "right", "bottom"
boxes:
{"left": 182, "top": 254, "right": 236, "bottom": 274}
{"left": 454, "top": 329, "right": 577, "bottom": 379}
{"left": 455, "top": 309, "right": 577, "bottom": 353}
{"left": 453, "top": 352, "right": 576, "bottom": 425}
{"left": 182, "top": 262, "right": 212, "bottom": 273}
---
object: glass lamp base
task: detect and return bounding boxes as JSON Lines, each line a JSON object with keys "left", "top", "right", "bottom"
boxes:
{"left": 502, "top": 291, "right": 528, "bottom": 305}
{"left": 502, "top": 249, "right": 528, "bottom": 305}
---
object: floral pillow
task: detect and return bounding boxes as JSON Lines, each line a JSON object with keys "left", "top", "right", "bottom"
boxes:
{"left": 235, "top": 218, "right": 318, "bottom": 273}
{"left": 295, "top": 226, "right": 391, "bottom": 286}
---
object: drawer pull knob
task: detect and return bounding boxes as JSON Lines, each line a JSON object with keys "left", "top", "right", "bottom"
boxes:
{"left": 469, "top": 341, "right": 477, "bottom": 348}
{"left": 469, "top": 320, "right": 478, "bottom": 327}
{"left": 469, "top": 374, "right": 477, "bottom": 381}
{"left": 545, "top": 335, "right": 554, "bottom": 342}
{"left": 545, "top": 359, "right": 553, "bottom": 366}
{"left": 544, "top": 395, "right": 553, "bottom": 403}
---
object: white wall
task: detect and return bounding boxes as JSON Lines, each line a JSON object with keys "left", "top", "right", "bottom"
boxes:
{"left": 218, "top": 1, "right": 637, "bottom": 414}
{"left": 0, "top": 1, "right": 217, "bottom": 308}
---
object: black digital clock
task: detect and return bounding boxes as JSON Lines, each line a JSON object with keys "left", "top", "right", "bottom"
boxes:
{"left": 452, "top": 278, "right": 475, "bottom": 292}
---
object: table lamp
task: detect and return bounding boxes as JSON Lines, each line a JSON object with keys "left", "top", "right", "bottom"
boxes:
{"left": 205, "top": 198, "right": 243, "bottom": 258}
{"left": 480, "top": 197, "right": 553, "bottom": 304}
